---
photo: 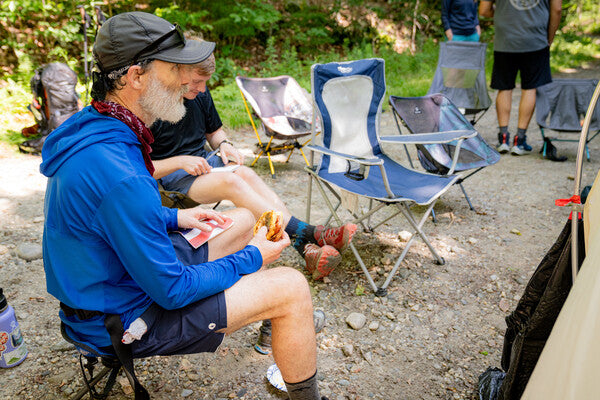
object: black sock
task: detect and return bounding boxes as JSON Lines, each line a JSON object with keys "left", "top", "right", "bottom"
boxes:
{"left": 499, "top": 125, "right": 508, "bottom": 134}
{"left": 285, "top": 370, "right": 321, "bottom": 400}
{"left": 517, "top": 128, "right": 527, "bottom": 138}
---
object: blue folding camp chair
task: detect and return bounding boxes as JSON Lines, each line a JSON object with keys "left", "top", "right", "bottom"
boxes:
{"left": 389, "top": 94, "right": 500, "bottom": 213}
{"left": 305, "top": 58, "right": 477, "bottom": 295}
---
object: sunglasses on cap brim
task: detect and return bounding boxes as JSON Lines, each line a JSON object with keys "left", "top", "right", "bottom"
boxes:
{"left": 131, "top": 23, "right": 185, "bottom": 65}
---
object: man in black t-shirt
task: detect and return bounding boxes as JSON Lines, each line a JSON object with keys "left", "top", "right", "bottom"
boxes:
{"left": 150, "top": 42, "right": 357, "bottom": 284}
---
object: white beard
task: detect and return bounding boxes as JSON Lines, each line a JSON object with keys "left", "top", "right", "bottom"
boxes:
{"left": 138, "top": 73, "right": 187, "bottom": 125}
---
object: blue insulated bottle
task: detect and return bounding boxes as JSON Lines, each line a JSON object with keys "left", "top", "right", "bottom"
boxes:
{"left": 0, "top": 288, "right": 28, "bottom": 368}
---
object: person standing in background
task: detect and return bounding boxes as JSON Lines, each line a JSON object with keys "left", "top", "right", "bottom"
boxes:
{"left": 479, "top": 0, "right": 562, "bottom": 155}
{"left": 442, "top": 0, "right": 481, "bottom": 42}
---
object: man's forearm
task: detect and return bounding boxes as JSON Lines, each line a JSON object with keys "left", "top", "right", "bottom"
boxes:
{"left": 548, "top": 0, "right": 562, "bottom": 45}
{"left": 206, "top": 128, "right": 228, "bottom": 150}
{"left": 152, "top": 156, "right": 187, "bottom": 179}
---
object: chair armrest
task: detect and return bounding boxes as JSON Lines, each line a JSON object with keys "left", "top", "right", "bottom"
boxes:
{"left": 306, "top": 144, "right": 383, "bottom": 165}
{"left": 380, "top": 130, "right": 477, "bottom": 144}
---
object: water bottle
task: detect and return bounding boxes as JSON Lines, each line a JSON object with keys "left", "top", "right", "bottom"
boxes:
{"left": 0, "top": 288, "right": 28, "bottom": 368}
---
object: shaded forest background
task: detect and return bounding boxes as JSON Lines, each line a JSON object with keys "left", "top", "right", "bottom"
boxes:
{"left": 0, "top": 0, "right": 598, "bottom": 135}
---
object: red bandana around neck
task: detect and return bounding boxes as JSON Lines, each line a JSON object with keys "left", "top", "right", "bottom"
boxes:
{"left": 91, "top": 99, "right": 155, "bottom": 176}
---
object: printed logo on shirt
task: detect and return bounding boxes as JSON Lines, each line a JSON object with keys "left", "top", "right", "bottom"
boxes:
{"left": 510, "top": 0, "right": 540, "bottom": 10}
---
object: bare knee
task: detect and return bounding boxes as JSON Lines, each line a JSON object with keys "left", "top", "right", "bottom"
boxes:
{"left": 268, "top": 267, "right": 312, "bottom": 310}
{"left": 233, "top": 207, "right": 255, "bottom": 230}
{"left": 234, "top": 166, "right": 259, "bottom": 181}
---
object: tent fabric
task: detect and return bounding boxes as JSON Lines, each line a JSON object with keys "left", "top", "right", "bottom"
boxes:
{"left": 389, "top": 94, "right": 499, "bottom": 174}
{"left": 497, "top": 218, "right": 585, "bottom": 400}
{"left": 427, "top": 41, "right": 491, "bottom": 111}
{"left": 235, "top": 75, "right": 314, "bottom": 140}
{"left": 536, "top": 79, "right": 600, "bottom": 132}
{"left": 522, "top": 171, "right": 600, "bottom": 399}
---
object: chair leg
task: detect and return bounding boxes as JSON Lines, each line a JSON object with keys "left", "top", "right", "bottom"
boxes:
{"left": 250, "top": 150, "right": 263, "bottom": 167}
{"left": 285, "top": 148, "right": 294, "bottom": 163}
{"left": 458, "top": 182, "right": 475, "bottom": 211}
{"left": 266, "top": 152, "right": 276, "bottom": 178}
{"left": 299, "top": 148, "right": 310, "bottom": 167}
{"left": 73, "top": 355, "right": 121, "bottom": 400}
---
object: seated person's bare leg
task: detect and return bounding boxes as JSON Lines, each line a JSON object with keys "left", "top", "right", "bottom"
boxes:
{"left": 233, "top": 166, "right": 287, "bottom": 213}
{"left": 188, "top": 170, "right": 292, "bottom": 222}
{"left": 218, "top": 267, "right": 318, "bottom": 384}
{"left": 188, "top": 169, "right": 356, "bottom": 281}
{"left": 206, "top": 207, "right": 255, "bottom": 260}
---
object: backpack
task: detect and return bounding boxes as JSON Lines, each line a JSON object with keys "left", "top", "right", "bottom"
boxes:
{"left": 20, "top": 62, "right": 80, "bottom": 154}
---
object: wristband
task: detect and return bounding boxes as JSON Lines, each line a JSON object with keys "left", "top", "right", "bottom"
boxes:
{"left": 217, "top": 139, "right": 233, "bottom": 149}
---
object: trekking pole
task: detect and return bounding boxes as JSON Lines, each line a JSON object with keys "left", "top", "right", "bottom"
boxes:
{"left": 94, "top": 6, "right": 107, "bottom": 26}
{"left": 77, "top": 5, "right": 91, "bottom": 105}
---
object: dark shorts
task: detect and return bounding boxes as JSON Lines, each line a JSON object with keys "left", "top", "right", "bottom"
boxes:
{"left": 491, "top": 47, "right": 552, "bottom": 90}
{"left": 158, "top": 150, "right": 225, "bottom": 195}
{"left": 129, "top": 232, "right": 224, "bottom": 357}
{"left": 131, "top": 293, "right": 227, "bottom": 358}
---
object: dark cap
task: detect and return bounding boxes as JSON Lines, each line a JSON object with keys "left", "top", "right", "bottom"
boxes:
{"left": 93, "top": 12, "right": 215, "bottom": 72}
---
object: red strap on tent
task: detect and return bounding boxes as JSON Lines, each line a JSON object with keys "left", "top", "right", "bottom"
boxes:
{"left": 555, "top": 195, "right": 581, "bottom": 207}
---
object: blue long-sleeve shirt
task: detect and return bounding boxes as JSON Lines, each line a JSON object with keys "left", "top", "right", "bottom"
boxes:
{"left": 40, "top": 107, "right": 262, "bottom": 348}
{"left": 442, "top": 0, "right": 479, "bottom": 36}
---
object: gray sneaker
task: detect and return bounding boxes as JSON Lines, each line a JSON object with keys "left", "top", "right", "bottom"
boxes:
{"left": 497, "top": 132, "right": 510, "bottom": 154}
{"left": 254, "top": 311, "right": 326, "bottom": 355}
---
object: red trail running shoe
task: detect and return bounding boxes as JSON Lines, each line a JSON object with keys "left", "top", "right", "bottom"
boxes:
{"left": 304, "top": 243, "right": 341, "bottom": 280}
{"left": 314, "top": 223, "right": 357, "bottom": 253}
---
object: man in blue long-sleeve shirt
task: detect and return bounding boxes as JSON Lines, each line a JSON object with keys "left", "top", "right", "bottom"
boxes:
{"left": 41, "top": 12, "right": 327, "bottom": 400}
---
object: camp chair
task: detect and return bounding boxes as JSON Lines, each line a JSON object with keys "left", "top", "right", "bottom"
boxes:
{"left": 305, "top": 58, "right": 477, "bottom": 295}
{"left": 389, "top": 94, "right": 500, "bottom": 213}
{"left": 235, "top": 75, "right": 317, "bottom": 178}
{"left": 59, "top": 315, "right": 149, "bottom": 400}
{"left": 536, "top": 78, "right": 600, "bottom": 161}
{"left": 427, "top": 41, "right": 491, "bottom": 125}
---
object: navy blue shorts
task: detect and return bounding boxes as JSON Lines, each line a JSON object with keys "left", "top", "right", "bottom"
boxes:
{"left": 129, "top": 232, "right": 225, "bottom": 357}
{"left": 491, "top": 47, "right": 552, "bottom": 90}
{"left": 131, "top": 293, "right": 227, "bottom": 358}
{"left": 158, "top": 150, "right": 225, "bottom": 195}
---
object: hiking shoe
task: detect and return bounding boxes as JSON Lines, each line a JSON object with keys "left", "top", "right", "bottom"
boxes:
{"left": 511, "top": 135, "right": 532, "bottom": 155}
{"left": 304, "top": 243, "right": 341, "bottom": 280}
{"left": 497, "top": 132, "right": 510, "bottom": 154}
{"left": 314, "top": 223, "right": 357, "bottom": 253}
{"left": 313, "top": 309, "right": 326, "bottom": 334}
{"left": 254, "top": 320, "right": 272, "bottom": 355}
{"left": 254, "top": 311, "right": 326, "bottom": 355}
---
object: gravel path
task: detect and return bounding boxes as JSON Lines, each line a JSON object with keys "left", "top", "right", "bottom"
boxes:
{"left": 0, "top": 67, "right": 598, "bottom": 399}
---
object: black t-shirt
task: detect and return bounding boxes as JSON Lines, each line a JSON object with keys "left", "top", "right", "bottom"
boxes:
{"left": 150, "top": 88, "right": 223, "bottom": 160}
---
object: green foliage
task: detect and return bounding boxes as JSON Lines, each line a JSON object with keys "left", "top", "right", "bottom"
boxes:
{"left": 154, "top": 5, "right": 212, "bottom": 33}
{"left": 1, "top": 0, "right": 598, "bottom": 148}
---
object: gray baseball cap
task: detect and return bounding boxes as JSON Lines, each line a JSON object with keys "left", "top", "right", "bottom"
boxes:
{"left": 93, "top": 12, "right": 215, "bottom": 72}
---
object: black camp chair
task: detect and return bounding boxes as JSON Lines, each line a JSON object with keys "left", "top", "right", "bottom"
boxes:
{"left": 59, "top": 316, "right": 149, "bottom": 400}
{"left": 427, "top": 41, "right": 491, "bottom": 126}
{"left": 536, "top": 78, "right": 600, "bottom": 161}
{"left": 236, "top": 75, "right": 317, "bottom": 178}
{"left": 389, "top": 94, "right": 500, "bottom": 213}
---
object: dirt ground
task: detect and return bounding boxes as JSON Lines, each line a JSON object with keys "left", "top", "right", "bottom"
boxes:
{"left": 0, "top": 65, "right": 598, "bottom": 400}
